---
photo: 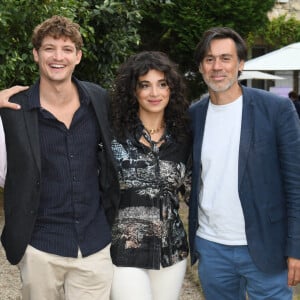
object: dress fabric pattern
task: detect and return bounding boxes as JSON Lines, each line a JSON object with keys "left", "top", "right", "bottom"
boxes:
{"left": 111, "top": 129, "right": 191, "bottom": 269}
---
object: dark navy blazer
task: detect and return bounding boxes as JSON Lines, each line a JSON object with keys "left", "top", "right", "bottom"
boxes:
{"left": 188, "top": 85, "right": 300, "bottom": 273}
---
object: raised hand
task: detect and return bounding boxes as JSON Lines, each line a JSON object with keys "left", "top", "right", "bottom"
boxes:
{"left": 0, "top": 86, "right": 29, "bottom": 109}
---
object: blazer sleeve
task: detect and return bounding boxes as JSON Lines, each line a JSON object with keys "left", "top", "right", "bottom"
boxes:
{"left": 0, "top": 116, "right": 7, "bottom": 187}
{"left": 276, "top": 98, "right": 300, "bottom": 258}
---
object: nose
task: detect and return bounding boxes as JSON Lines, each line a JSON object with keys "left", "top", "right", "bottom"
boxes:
{"left": 53, "top": 50, "right": 63, "bottom": 60}
{"left": 212, "top": 58, "right": 222, "bottom": 69}
{"left": 149, "top": 85, "right": 159, "bottom": 96}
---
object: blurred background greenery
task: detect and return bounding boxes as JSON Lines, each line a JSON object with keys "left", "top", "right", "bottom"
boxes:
{"left": 1, "top": 0, "right": 299, "bottom": 101}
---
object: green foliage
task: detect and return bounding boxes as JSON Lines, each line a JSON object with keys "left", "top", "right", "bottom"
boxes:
{"left": 136, "top": 0, "right": 208, "bottom": 100}
{"left": 0, "top": 0, "right": 89, "bottom": 88}
{"left": 75, "top": 1, "right": 141, "bottom": 88}
{"left": 199, "top": 0, "right": 275, "bottom": 38}
{"left": 257, "top": 15, "right": 300, "bottom": 49}
{"left": 0, "top": 0, "right": 141, "bottom": 89}
{"left": 136, "top": 0, "right": 276, "bottom": 99}
{"left": 1, "top": 0, "right": 299, "bottom": 100}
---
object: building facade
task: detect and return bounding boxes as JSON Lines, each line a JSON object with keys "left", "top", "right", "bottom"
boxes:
{"left": 269, "top": 0, "right": 300, "bottom": 20}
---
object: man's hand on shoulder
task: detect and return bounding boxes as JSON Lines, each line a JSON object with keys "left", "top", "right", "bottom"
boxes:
{"left": 0, "top": 86, "right": 29, "bottom": 109}
{"left": 288, "top": 257, "right": 300, "bottom": 286}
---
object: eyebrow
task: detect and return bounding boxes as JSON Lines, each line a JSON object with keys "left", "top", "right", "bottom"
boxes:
{"left": 205, "top": 54, "right": 233, "bottom": 58}
{"left": 138, "top": 78, "right": 167, "bottom": 83}
{"left": 41, "top": 43, "right": 75, "bottom": 48}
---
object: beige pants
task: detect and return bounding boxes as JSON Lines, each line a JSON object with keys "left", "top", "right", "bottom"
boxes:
{"left": 18, "top": 244, "right": 113, "bottom": 300}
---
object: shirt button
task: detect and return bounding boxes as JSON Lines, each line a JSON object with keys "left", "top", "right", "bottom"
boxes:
{"left": 70, "top": 154, "right": 74, "bottom": 158}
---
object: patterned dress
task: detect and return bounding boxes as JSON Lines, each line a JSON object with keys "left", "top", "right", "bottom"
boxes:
{"left": 110, "top": 127, "right": 191, "bottom": 269}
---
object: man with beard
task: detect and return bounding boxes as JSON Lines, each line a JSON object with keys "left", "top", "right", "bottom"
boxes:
{"left": 188, "top": 27, "right": 300, "bottom": 299}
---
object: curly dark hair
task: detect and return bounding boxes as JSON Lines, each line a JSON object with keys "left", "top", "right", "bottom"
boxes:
{"left": 32, "top": 15, "right": 83, "bottom": 51}
{"left": 110, "top": 51, "right": 190, "bottom": 141}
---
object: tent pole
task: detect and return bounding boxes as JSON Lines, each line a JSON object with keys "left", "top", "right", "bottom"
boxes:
{"left": 293, "top": 70, "right": 299, "bottom": 95}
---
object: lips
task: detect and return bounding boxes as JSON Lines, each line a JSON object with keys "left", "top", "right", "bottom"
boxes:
{"left": 50, "top": 64, "right": 65, "bottom": 69}
{"left": 211, "top": 74, "right": 226, "bottom": 81}
{"left": 148, "top": 100, "right": 161, "bottom": 105}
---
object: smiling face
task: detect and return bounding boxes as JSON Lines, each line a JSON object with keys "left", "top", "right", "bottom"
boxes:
{"left": 199, "top": 38, "right": 244, "bottom": 94}
{"left": 33, "top": 35, "right": 82, "bottom": 84}
{"left": 135, "top": 69, "right": 170, "bottom": 118}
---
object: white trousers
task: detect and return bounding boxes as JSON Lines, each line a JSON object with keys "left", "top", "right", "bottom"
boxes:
{"left": 18, "top": 244, "right": 113, "bottom": 300}
{"left": 110, "top": 259, "right": 187, "bottom": 300}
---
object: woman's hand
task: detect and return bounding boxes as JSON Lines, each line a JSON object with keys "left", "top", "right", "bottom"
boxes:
{"left": 0, "top": 85, "right": 29, "bottom": 109}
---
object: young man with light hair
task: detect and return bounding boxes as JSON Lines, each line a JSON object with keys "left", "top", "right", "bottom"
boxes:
{"left": 0, "top": 16, "right": 119, "bottom": 300}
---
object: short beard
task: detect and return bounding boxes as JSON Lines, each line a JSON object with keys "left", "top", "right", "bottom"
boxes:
{"left": 205, "top": 77, "right": 237, "bottom": 93}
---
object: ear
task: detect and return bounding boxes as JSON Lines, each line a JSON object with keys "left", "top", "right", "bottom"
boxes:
{"left": 32, "top": 48, "right": 39, "bottom": 63}
{"left": 75, "top": 50, "right": 82, "bottom": 66}
{"left": 198, "top": 64, "right": 203, "bottom": 74}
{"left": 238, "top": 60, "right": 245, "bottom": 72}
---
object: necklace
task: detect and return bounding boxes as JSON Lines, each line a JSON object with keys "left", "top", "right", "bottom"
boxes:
{"left": 144, "top": 122, "right": 165, "bottom": 135}
{"left": 142, "top": 129, "right": 166, "bottom": 154}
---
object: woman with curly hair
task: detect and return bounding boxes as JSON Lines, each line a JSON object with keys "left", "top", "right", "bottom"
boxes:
{"left": 110, "top": 51, "right": 192, "bottom": 300}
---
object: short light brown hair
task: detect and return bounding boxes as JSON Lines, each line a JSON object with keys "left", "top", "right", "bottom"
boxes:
{"left": 31, "top": 15, "right": 83, "bottom": 51}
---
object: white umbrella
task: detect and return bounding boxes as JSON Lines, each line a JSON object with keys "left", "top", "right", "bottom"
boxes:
{"left": 244, "top": 43, "right": 300, "bottom": 71}
{"left": 239, "top": 71, "right": 284, "bottom": 80}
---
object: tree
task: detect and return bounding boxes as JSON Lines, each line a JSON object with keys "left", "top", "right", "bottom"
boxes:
{"left": 0, "top": 0, "right": 285, "bottom": 99}
{"left": 136, "top": 0, "right": 276, "bottom": 99}
{"left": 257, "top": 15, "right": 300, "bottom": 49}
{"left": 0, "top": 0, "right": 141, "bottom": 89}
{"left": 75, "top": 1, "right": 141, "bottom": 88}
{"left": 0, "top": 0, "right": 88, "bottom": 88}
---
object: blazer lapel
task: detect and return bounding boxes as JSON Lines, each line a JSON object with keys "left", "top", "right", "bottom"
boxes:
{"left": 191, "top": 98, "right": 209, "bottom": 193}
{"left": 238, "top": 88, "right": 254, "bottom": 189}
{"left": 23, "top": 95, "right": 41, "bottom": 174}
{"left": 194, "top": 98, "right": 209, "bottom": 160}
{"left": 87, "top": 89, "right": 111, "bottom": 149}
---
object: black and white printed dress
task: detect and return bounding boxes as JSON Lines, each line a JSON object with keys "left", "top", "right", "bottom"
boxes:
{"left": 110, "top": 126, "right": 191, "bottom": 269}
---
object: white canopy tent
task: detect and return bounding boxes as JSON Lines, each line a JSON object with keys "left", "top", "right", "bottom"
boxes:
{"left": 244, "top": 43, "right": 300, "bottom": 71}
{"left": 243, "top": 43, "right": 300, "bottom": 92}
{"left": 239, "top": 71, "right": 284, "bottom": 81}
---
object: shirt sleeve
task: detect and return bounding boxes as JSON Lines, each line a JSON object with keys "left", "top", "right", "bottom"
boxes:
{"left": 0, "top": 116, "right": 7, "bottom": 187}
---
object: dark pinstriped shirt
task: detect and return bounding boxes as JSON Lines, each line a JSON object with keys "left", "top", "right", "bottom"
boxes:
{"left": 28, "top": 81, "right": 111, "bottom": 258}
